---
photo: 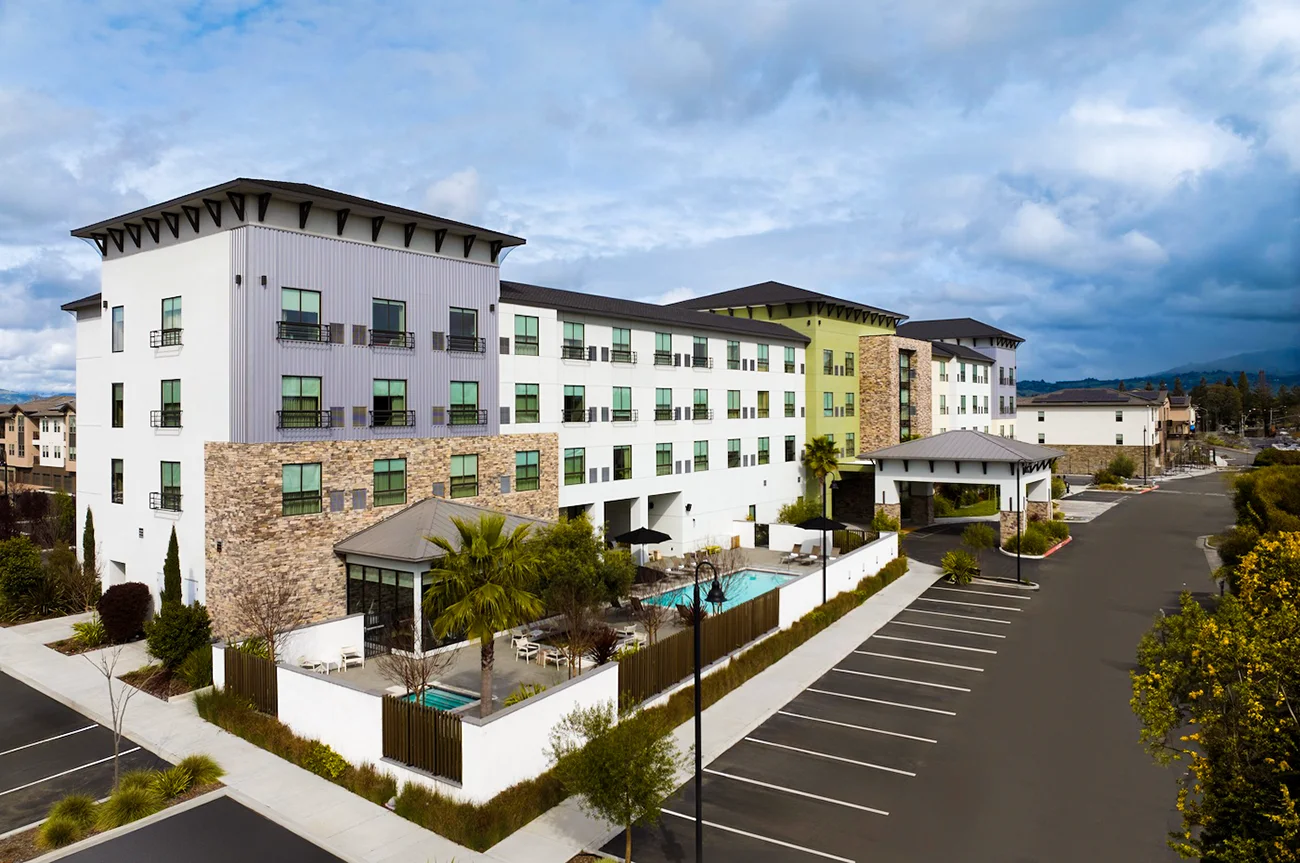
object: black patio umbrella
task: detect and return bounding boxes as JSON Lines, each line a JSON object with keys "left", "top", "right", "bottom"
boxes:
{"left": 796, "top": 515, "right": 847, "bottom": 604}
{"left": 613, "top": 527, "right": 673, "bottom": 565}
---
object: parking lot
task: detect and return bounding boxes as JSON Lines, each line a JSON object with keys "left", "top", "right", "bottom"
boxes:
{"left": 0, "top": 671, "right": 167, "bottom": 834}
{"left": 604, "top": 578, "right": 1033, "bottom": 863}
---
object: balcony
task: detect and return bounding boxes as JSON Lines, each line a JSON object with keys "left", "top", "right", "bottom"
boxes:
{"left": 561, "top": 344, "right": 587, "bottom": 360}
{"left": 277, "top": 321, "right": 328, "bottom": 342}
{"left": 277, "top": 410, "right": 330, "bottom": 429}
{"left": 728, "top": 452, "right": 741, "bottom": 468}
{"left": 653, "top": 350, "right": 673, "bottom": 366}
{"left": 757, "top": 359, "right": 769, "bottom": 372}
{"left": 149, "top": 328, "right": 183, "bottom": 348}
{"left": 448, "top": 406, "right": 488, "bottom": 426}
{"left": 149, "top": 490, "right": 182, "bottom": 512}
{"left": 370, "top": 330, "right": 415, "bottom": 349}
{"left": 611, "top": 349, "right": 637, "bottom": 364}
{"left": 612, "top": 409, "right": 638, "bottom": 423}
{"left": 785, "top": 409, "right": 796, "bottom": 418}
{"left": 149, "top": 409, "right": 182, "bottom": 428}
{"left": 561, "top": 408, "right": 587, "bottom": 423}
{"left": 447, "top": 335, "right": 486, "bottom": 353}
{"left": 370, "top": 410, "right": 416, "bottom": 427}
{"left": 654, "top": 407, "right": 673, "bottom": 421}
{"left": 691, "top": 355, "right": 713, "bottom": 369}
{"left": 691, "top": 407, "right": 713, "bottom": 420}
{"left": 957, "top": 375, "right": 967, "bottom": 383}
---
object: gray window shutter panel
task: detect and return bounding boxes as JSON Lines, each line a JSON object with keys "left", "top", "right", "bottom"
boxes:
{"left": 329, "top": 323, "right": 344, "bottom": 343}
{"left": 602, "top": 467, "right": 610, "bottom": 482}
{"left": 329, "top": 407, "right": 344, "bottom": 428}
{"left": 352, "top": 489, "right": 367, "bottom": 510}
{"left": 432, "top": 406, "right": 446, "bottom": 425}
{"left": 801, "top": 406, "right": 805, "bottom": 417}
{"left": 587, "top": 406, "right": 597, "bottom": 423}
{"left": 685, "top": 461, "right": 691, "bottom": 473}
{"left": 601, "top": 407, "right": 609, "bottom": 422}
{"left": 801, "top": 363, "right": 805, "bottom": 374}
{"left": 432, "top": 481, "right": 445, "bottom": 498}
{"left": 329, "top": 490, "right": 345, "bottom": 512}
{"left": 500, "top": 337, "right": 510, "bottom": 355}
{"left": 500, "top": 475, "right": 511, "bottom": 494}
{"left": 675, "top": 460, "right": 682, "bottom": 474}
{"left": 601, "top": 347, "right": 609, "bottom": 362}
{"left": 673, "top": 353, "right": 681, "bottom": 367}
{"left": 432, "top": 331, "right": 446, "bottom": 351}
{"left": 589, "top": 467, "right": 598, "bottom": 483}
{"left": 352, "top": 325, "right": 367, "bottom": 345}
{"left": 500, "top": 406, "right": 510, "bottom": 424}
{"left": 674, "top": 406, "right": 681, "bottom": 420}
{"left": 352, "top": 406, "right": 367, "bottom": 427}
{"left": 587, "top": 346, "right": 597, "bottom": 362}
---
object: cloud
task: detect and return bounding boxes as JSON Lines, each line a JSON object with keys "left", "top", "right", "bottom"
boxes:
{"left": 425, "top": 168, "right": 488, "bottom": 225}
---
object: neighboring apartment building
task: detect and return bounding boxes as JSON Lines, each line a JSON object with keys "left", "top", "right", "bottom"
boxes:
{"left": 498, "top": 281, "right": 809, "bottom": 555}
{"left": 62, "top": 179, "right": 557, "bottom": 638}
{"left": 1167, "top": 394, "right": 1195, "bottom": 437}
{"left": 1019, "top": 388, "right": 1168, "bottom": 477}
{"left": 929, "top": 342, "right": 993, "bottom": 434}
{"left": 896, "top": 317, "right": 1023, "bottom": 439}
{"left": 1, "top": 397, "right": 77, "bottom": 492}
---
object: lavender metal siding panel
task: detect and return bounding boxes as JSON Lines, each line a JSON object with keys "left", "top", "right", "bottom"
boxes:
{"left": 233, "top": 226, "right": 500, "bottom": 443}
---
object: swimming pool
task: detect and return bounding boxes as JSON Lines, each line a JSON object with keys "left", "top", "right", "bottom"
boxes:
{"left": 644, "top": 569, "right": 794, "bottom": 613}
{"left": 407, "top": 686, "right": 478, "bottom": 712}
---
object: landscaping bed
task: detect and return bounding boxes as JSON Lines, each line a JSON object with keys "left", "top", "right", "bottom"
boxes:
{"left": 120, "top": 665, "right": 196, "bottom": 700}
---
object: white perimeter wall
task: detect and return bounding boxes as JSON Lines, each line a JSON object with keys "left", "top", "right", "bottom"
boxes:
{"left": 278, "top": 614, "right": 365, "bottom": 665}
{"left": 76, "top": 231, "right": 233, "bottom": 608}
{"left": 1029, "top": 403, "right": 1162, "bottom": 448}
{"left": 776, "top": 531, "right": 899, "bottom": 627}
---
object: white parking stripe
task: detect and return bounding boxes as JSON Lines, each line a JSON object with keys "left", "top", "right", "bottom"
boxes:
{"left": 927, "top": 586, "right": 1031, "bottom": 600}
{"left": 705, "top": 768, "right": 890, "bottom": 815}
{"left": 661, "top": 809, "right": 857, "bottom": 862}
{"left": 0, "top": 748, "right": 141, "bottom": 797}
{"left": 888, "top": 620, "right": 1006, "bottom": 638}
{"left": 776, "top": 710, "right": 938, "bottom": 743}
{"left": 913, "top": 597, "right": 1022, "bottom": 612}
{"left": 806, "top": 688, "right": 957, "bottom": 715}
{"left": 0, "top": 725, "right": 96, "bottom": 758}
{"left": 872, "top": 634, "right": 998, "bottom": 654}
{"left": 901, "top": 608, "right": 1011, "bottom": 625}
{"left": 832, "top": 667, "right": 971, "bottom": 691}
{"left": 854, "top": 650, "right": 984, "bottom": 672}
{"left": 744, "top": 736, "right": 917, "bottom": 776}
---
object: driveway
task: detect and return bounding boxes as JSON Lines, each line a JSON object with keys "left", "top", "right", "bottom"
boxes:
{"left": 902, "top": 523, "right": 1036, "bottom": 581}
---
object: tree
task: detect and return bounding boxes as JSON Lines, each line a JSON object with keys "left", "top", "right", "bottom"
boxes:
{"left": 1173, "top": 377, "right": 1185, "bottom": 396}
{"left": 375, "top": 619, "right": 454, "bottom": 700}
{"left": 801, "top": 436, "right": 840, "bottom": 517}
{"left": 161, "top": 527, "right": 181, "bottom": 608}
{"left": 82, "top": 508, "right": 97, "bottom": 584}
{"left": 1203, "top": 384, "right": 1244, "bottom": 431}
{"left": 226, "top": 575, "right": 309, "bottom": 662}
{"left": 1144, "top": 380, "right": 1155, "bottom": 391}
{"left": 423, "top": 514, "right": 542, "bottom": 717}
{"left": 47, "top": 545, "right": 98, "bottom": 612}
{"left": 1237, "top": 371, "right": 1251, "bottom": 408}
{"left": 1118, "top": 380, "right": 1127, "bottom": 391}
{"left": 85, "top": 645, "right": 159, "bottom": 787}
{"left": 961, "top": 523, "right": 997, "bottom": 577}
{"left": 53, "top": 491, "right": 75, "bottom": 545}
{"left": 0, "top": 535, "right": 45, "bottom": 611}
{"left": 1159, "top": 379, "right": 1167, "bottom": 391}
{"left": 548, "top": 702, "right": 686, "bottom": 863}
{"left": 631, "top": 599, "right": 670, "bottom": 646}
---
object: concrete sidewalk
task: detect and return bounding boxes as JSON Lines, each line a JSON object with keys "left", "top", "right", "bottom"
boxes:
{"left": 487, "top": 561, "right": 943, "bottom": 863}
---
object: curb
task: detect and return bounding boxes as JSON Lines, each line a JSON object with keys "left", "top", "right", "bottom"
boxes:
{"left": 997, "top": 534, "right": 1071, "bottom": 561}
{"left": 971, "top": 576, "right": 1040, "bottom": 591}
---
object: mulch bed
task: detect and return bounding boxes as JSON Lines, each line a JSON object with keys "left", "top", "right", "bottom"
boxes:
{"left": 45, "top": 637, "right": 98, "bottom": 656}
{"left": 119, "top": 666, "right": 194, "bottom": 700}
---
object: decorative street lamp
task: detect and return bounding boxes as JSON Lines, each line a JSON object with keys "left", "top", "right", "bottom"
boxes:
{"left": 691, "top": 559, "right": 726, "bottom": 861}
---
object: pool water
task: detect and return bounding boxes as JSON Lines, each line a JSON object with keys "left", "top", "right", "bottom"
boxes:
{"left": 407, "top": 686, "right": 478, "bottom": 712}
{"left": 645, "top": 570, "right": 794, "bottom": 613}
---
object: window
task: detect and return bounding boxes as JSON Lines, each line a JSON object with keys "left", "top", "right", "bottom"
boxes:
{"left": 515, "top": 384, "right": 539, "bottom": 423}
{"left": 282, "top": 463, "right": 322, "bottom": 515}
{"left": 655, "top": 388, "right": 672, "bottom": 421}
{"left": 563, "top": 385, "right": 586, "bottom": 422}
{"left": 727, "top": 340, "right": 740, "bottom": 370}
{"left": 757, "top": 391, "right": 769, "bottom": 418}
{"left": 845, "top": 433, "right": 855, "bottom": 457}
{"left": 654, "top": 332, "right": 672, "bottom": 365}
{"left": 728, "top": 438, "right": 741, "bottom": 468}
{"left": 564, "top": 448, "right": 585, "bottom": 485}
{"left": 758, "top": 437, "right": 770, "bottom": 465}
{"left": 958, "top": 362, "right": 967, "bottom": 383}
{"left": 1009, "top": 396, "right": 1016, "bottom": 412}
{"left": 1000, "top": 395, "right": 1006, "bottom": 414}
{"left": 1115, "top": 410, "right": 1123, "bottom": 422}
{"left": 845, "top": 352, "right": 854, "bottom": 376}
{"left": 614, "top": 445, "right": 632, "bottom": 480}
{"left": 450, "top": 454, "right": 478, "bottom": 498}
{"left": 515, "top": 450, "right": 540, "bottom": 491}
{"left": 845, "top": 392, "right": 854, "bottom": 416}
{"left": 111, "top": 306, "right": 124, "bottom": 352}
{"left": 757, "top": 344, "right": 769, "bottom": 371}
{"left": 160, "top": 379, "right": 182, "bottom": 427}
{"left": 54, "top": 447, "right": 61, "bottom": 459}
{"left": 982, "top": 396, "right": 989, "bottom": 415}
{"left": 612, "top": 387, "right": 633, "bottom": 421}
{"left": 612, "top": 328, "right": 633, "bottom": 363}
{"left": 727, "top": 390, "right": 741, "bottom": 419}
{"left": 280, "top": 288, "right": 323, "bottom": 341}
{"left": 447, "top": 307, "right": 480, "bottom": 352}
{"left": 939, "top": 394, "right": 947, "bottom": 415}
{"left": 562, "top": 322, "right": 585, "bottom": 359}
{"left": 152, "top": 460, "right": 180, "bottom": 511}
{"left": 41, "top": 419, "right": 48, "bottom": 433}
{"left": 1116, "top": 434, "right": 1124, "bottom": 445}
{"left": 449, "top": 381, "right": 481, "bottom": 425}
{"left": 656, "top": 443, "right": 672, "bottom": 476}
{"left": 1038, "top": 433, "right": 1046, "bottom": 444}
{"left": 1009, "top": 424, "right": 1015, "bottom": 439}
{"left": 112, "top": 383, "right": 124, "bottom": 428}
{"left": 111, "top": 459, "right": 124, "bottom": 504}
{"left": 785, "top": 391, "right": 796, "bottom": 418}
{"left": 374, "top": 458, "right": 407, "bottom": 506}
{"left": 748, "top": 504, "right": 757, "bottom": 520}
{"left": 372, "top": 379, "right": 409, "bottom": 426}
{"left": 785, "top": 436, "right": 796, "bottom": 462}
{"left": 280, "top": 376, "right": 321, "bottom": 427}
{"left": 823, "top": 392, "right": 833, "bottom": 417}
{"left": 693, "top": 388, "right": 709, "bottom": 419}
{"left": 1037, "top": 410, "right": 1045, "bottom": 422}
{"left": 939, "top": 360, "right": 948, "bottom": 382}
{"left": 161, "top": 295, "right": 182, "bottom": 339}
{"left": 692, "top": 336, "right": 709, "bottom": 367}
{"left": 999, "top": 366, "right": 1006, "bottom": 385}
{"left": 784, "top": 346, "right": 795, "bottom": 373}
{"left": 514, "top": 315, "right": 539, "bottom": 355}
{"left": 694, "top": 440, "right": 709, "bottom": 471}
{"left": 960, "top": 395, "right": 967, "bottom": 415}
{"left": 823, "top": 350, "right": 834, "bottom": 375}
{"left": 373, "top": 298, "right": 406, "bottom": 333}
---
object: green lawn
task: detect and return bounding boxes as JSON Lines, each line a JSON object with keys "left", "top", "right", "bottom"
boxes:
{"left": 951, "top": 498, "right": 998, "bottom": 517}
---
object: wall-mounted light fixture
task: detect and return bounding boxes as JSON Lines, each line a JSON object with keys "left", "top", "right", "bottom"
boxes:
{"left": 235, "top": 274, "right": 242, "bottom": 286}
{"left": 685, "top": 503, "right": 692, "bottom": 513}
{"left": 216, "top": 540, "right": 223, "bottom": 553}
{"left": 138, "top": 528, "right": 144, "bottom": 538}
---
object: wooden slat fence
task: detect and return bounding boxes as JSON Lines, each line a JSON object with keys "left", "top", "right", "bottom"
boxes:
{"left": 224, "top": 649, "right": 278, "bottom": 715}
{"left": 618, "top": 589, "right": 779, "bottom": 706}
{"left": 382, "top": 695, "right": 463, "bottom": 783}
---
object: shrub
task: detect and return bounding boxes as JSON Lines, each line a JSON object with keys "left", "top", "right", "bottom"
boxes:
{"left": 97, "top": 786, "right": 163, "bottom": 829}
{"left": 175, "top": 754, "right": 225, "bottom": 787}
{"left": 72, "top": 615, "right": 107, "bottom": 649}
{"left": 586, "top": 626, "right": 621, "bottom": 666}
{"left": 932, "top": 494, "right": 956, "bottom": 517}
{"left": 117, "top": 769, "right": 158, "bottom": 792}
{"left": 0, "top": 535, "right": 45, "bottom": 608}
{"left": 878, "top": 555, "right": 909, "bottom": 584}
{"left": 97, "top": 582, "right": 152, "bottom": 643}
{"left": 1092, "top": 468, "right": 1120, "bottom": 486}
{"left": 504, "top": 683, "right": 548, "bottom": 707}
{"left": 1003, "top": 530, "right": 1051, "bottom": 555}
{"left": 776, "top": 496, "right": 822, "bottom": 525}
{"left": 177, "top": 644, "right": 214, "bottom": 689}
{"left": 146, "top": 602, "right": 211, "bottom": 668}
{"left": 871, "top": 509, "right": 901, "bottom": 533}
{"left": 1042, "top": 520, "right": 1070, "bottom": 541}
{"left": 1255, "top": 448, "right": 1300, "bottom": 467}
{"left": 36, "top": 815, "right": 84, "bottom": 850}
{"left": 1107, "top": 454, "right": 1136, "bottom": 478}
{"left": 347, "top": 763, "right": 398, "bottom": 805}
{"left": 1052, "top": 510, "right": 1065, "bottom": 520}
{"left": 48, "top": 794, "right": 98, "bottom": 831}
{"left": 1051, "top": 476, "right": 1066, "bottom": 499}
{"left": 235, "top": 635, "right": 272, "bottom": 659}
{"left": 302, "top": 741, "right": 348, "bottom": 780}
{"left": 940, "top": 549, "right": 980, "bottom": 584}
{"left": 151, "top": 765, "right": 194, "bottom": 799}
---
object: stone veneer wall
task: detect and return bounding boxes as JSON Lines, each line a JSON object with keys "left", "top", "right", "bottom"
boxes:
{"left": 204, "top": 433, "right": 559, "bottom": 637}
{"left": 858, "top": 336, "right": 933, "bottom": 453}
{"left": 999, "top": 501, "right": 1055, "bottom": 542}
{"left": 1052, "top": 444, "right": 1161, "bottom": 477}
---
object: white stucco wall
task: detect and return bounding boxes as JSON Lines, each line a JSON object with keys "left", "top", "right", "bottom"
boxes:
{"left": 1026, "top": 403, "right": 1162, "bottom": 449}
{"left": 931, "top": 355, "right": 993, "bottom": 434}
{"left": 776, "top": 531, "right": 899, "bottom": 627}
{"left": 278, "top": 613, "right": 365, "bottom": 666}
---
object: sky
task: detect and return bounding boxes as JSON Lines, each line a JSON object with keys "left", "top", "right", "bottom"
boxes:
{"left": 1, "top": 0, "right": 1298, "bottom": 393}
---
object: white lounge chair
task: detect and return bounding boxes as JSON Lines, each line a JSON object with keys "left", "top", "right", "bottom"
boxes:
{"left": 340, "top": 646, "right": 364, "bottom": 669}
{"left": 297, "top": 656, "right": 325, "bottom": 674}
{"left": 543, "top": 648, "right": 569, "bottom": 668}
{"left": 614, "top": 624, "right": 638, "bottom": 639}
{"left": 515, "top": 642, "right": 539, "bottom": 662}
{"left": 780, "top": 544, "right": 802, "bottom": 564}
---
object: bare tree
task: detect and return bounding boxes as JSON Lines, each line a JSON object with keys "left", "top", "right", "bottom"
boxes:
{"left": 699, "top": 544, "right": 750, "bottom": 615}
{"left": 226, "top": 576, "right": 309, "bottom": 661}
{"left": 84, "top": 645, "right": 159, "bottom": 787}
{"left": 631, "top": 599, "right": 670, "bottom": 645}
{"left": 375, "top": 618, "right": 455, "bottom": 699}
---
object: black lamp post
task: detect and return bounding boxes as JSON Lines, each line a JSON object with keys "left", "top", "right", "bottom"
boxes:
{"left": 692, "top": 559, "right": 726, "bottom": 862}
{"left": 1014, "top": 460, "right": 1023, "bottom": 585}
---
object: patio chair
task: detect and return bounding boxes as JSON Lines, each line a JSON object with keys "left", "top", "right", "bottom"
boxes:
{"left": 514, "top": 641, "right": 539, "bottom": 662}
{"left": 630, "top": 596, "right": 645, "bottom": 615}
{"left": 543, "top": 648, "right": 569, "bottom": 668}
{"left": 779, "top": 544, "right": 802, "bottom": 564}
{"left": 614, "top": 624, "right": 638, "bottom": 639}
{"left": 297, "top": 656, "right": 325, "bottom": 674}
{"left": 340, "top": 646, "right": 364, "bottom": 669}
{"left": 510, "top": 631, "right": 531, "bottom": 649}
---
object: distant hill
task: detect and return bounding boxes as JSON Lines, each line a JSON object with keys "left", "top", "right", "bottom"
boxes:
{"left": 1019, "top": 372, "right": 1300, "bottom": 397}
{"left": 1148, "top": 347, "right": 1300, "bottom": 378}
{"left": 0, "top": 389, "right": 75, "bottom": 405}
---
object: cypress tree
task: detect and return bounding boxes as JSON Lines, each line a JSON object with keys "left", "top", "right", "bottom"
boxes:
{"left": 161, "top": 526, "right": 181, "bottom": 606}
{"left": 82, "top": 509, "right": 96, "bottom": 581}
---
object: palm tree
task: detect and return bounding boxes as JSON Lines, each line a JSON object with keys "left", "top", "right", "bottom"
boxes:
{"left": 801, "top": 435, "right": 841, "bottom": 518}
{"left": 423, "top": 514, "right": 543, "bottom": 717}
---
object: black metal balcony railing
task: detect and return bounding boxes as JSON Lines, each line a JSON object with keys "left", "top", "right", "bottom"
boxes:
{"left": 561, "top": 408, "right": 587, "bottom": 423}
{"left": 611, "top": 349, "right": 636, "bottom": 364}
{"left": 692, "top": 355, "right": 713, "bottom": 369}
{"left": 653, "top": 350, "right": 673, "bottom": 366}
{"left": 277, "top": 321, "right": 328, "bottom": 342}
{"left": 757, "top": 408, "right": 769, "bottom": 418}
{"left": 823, "top": 364, "right": 834, "bottom": 375}
{"left": 784, "top": 362, "right": 795, "bottom": 373}
{"left": 758, "top": 452, "right": 770, "bottom": 465}
{"left": 448, "top": 406, "right": 488, "bottom": 426}
{"left": 149, "top": 490, "right": 182, "bottom": 512}
{"left": 149, "top": 328, "right": 183, "bottom": 348}
{"left": 561, "top": 344, "right": 587, "bottom": 360}
{"left": 370, "top": 330, "right": 415, "bottom": 349}
{"left": 654, "top": 407, "right": 673, "bottom": 421}
{"left": 691, "top": 407, "right": 714, "bottom": 420}
{"left": 111, "top": 489, "right": 124, "bottom": 504}
{"left": 371, "top": 409, "right": 416, "bottom": 427}
{"left": 757, "top": 359, "right": 769, "bottom": 372}
{"left": 728, "top": 453, "right": 741, "bottom": 468}
{"left": 447, "top": 335, "right": 486, "bottom": 353}
{"left": 845, "top": 405, "right": 854, "bottom": 416}
{"left": 278, "top": 409, "right": 330, "bottom": 429}
{"left": 612, "top": 409, "right": 637, "bottom": 422}
{"left": 150, "top": 409, "right": 182, "bottom": 428}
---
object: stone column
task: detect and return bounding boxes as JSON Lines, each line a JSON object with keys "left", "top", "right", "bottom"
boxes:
{"left": 873, "top": 477, "right": 902, "bottom": 528}
{"left": 1026, "top": 500, "right": 1052, "bottom": 525}
{"left": 999, "top": 508, "right": 1022, "bottom": 544}
{"left": 910, "top": 481, "right": 935, "bottom": 527}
